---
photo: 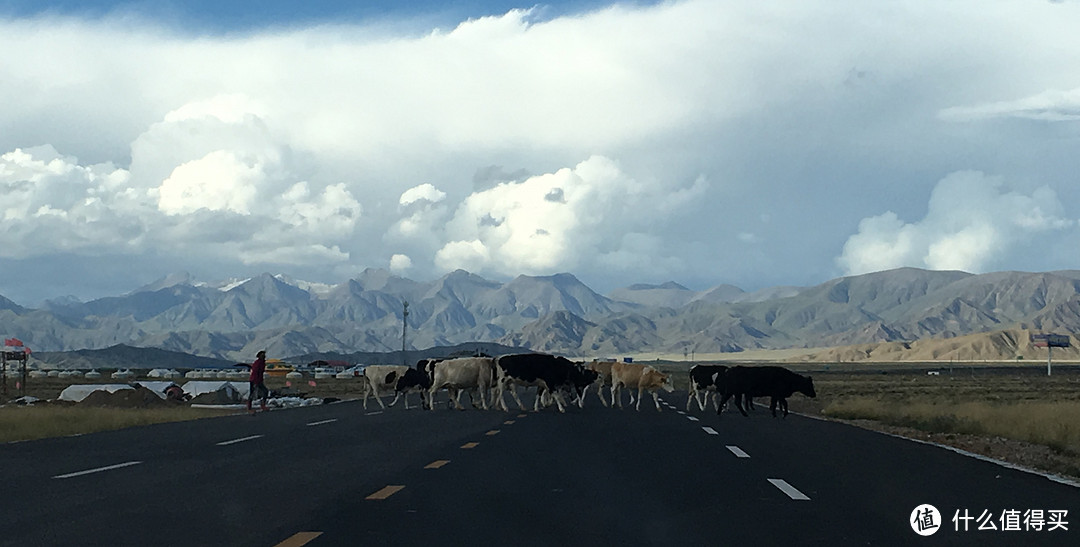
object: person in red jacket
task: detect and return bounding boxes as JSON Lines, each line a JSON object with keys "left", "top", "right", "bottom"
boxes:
{"left": 248, "top": 350, "right": 269, "bottom": 412}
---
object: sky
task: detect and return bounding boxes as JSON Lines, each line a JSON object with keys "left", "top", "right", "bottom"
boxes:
{"left": 2, "top": 0, "right": 1080, "bottom": 306}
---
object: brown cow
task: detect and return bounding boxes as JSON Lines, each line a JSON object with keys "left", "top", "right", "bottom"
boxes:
{"left": 610, "top": 362, "right": 674, "bottom": 411}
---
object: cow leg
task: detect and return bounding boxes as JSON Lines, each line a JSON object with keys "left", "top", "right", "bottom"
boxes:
{"left": 686, "top": 386, "right": 695, "bottom": 411}
{"left": 387, "top": 390, "right": 403, "bottom": 408}
{"left": 552, "top": 390, "right": 567, "bottom": 413}
{"left": 533, "top": 387, "right": 543, "bottom": 412}
{"left": 612, "top": 384, "right": 621, "bottom": 409}
{"left": 507, "top": 384, "right": 528, "bottom": 411}
{"left": 780, "top": 397, "right": 788, "bottom": 418}
{"left": 494, "top": 381, "right": 509, "bottom": 412}
{"left": 427, "top": 386, "right": 439, "bottom": 411}
{"left": 450, "top": 388, "right": 466, "bottom": 410}
{"left": 769, "top": 397, "right": 778, "bottom": 418}
{"left": 635, "top": 387, "right": 644, "bottom": 411}
{"left": 716, "top": 392, "right": 729, "bottom": 415}
{"left": 652, "top": 390, "right": 662, "bottom": 411}
{"left": 373, "top": 388, "right": 388, "bottom": 409}
{"left": 596, "top": 382, "right": 609, "bottom": 407}
{"left": 471, "top": 387, "right": 489, "bottom": 410}
{"left": 733, "top": 393, "right": 749, "bottom": 417}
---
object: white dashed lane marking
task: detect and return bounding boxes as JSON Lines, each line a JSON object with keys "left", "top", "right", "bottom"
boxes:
{"left": 686, "top": 416, "right": 700, "bottom": 422}
{"left": 216, "top": 435, "right": 263, "bottom": 446}
{"left": 726, "top": 445, "right": 750, "bottom": 458}
{"left": 701, "top": 426, "right": 718, "bottom": 435}
{"left": 769, "top": 478, "right": 811, "bottom": 500}
{"left": 306, "top": 419, "right": 337, "bottom": 426}
{"left": 53, "top": 461, "right": 142, "bottom": 479}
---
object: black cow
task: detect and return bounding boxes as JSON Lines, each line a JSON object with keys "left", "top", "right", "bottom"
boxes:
{"left": 566, "top": 365, "right": 600, "bottom": 408}
{"left": 686, "top": 364, "right": 728, "bottom": 412}
{"left": 717, "top": 366, "right": 816, "bottom": 418}
{"left": 494, "top": 353, "right": 581, "bottom": 413}
{"left": 393, "top": 367, "right": 433, "bottom": 409}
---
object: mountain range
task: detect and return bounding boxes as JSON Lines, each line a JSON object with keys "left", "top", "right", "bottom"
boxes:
{"left": 2, "top": 267, "right": 1079, "bottom": 363}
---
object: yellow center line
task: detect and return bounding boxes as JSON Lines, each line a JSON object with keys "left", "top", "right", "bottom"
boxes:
{"left": 485, "top": 430, "right": 500, "bottom": 436}
{"left": 461, "top": 442, "right": 479, "bottom": 449}
{"left": 274, "top": 531, "right": 323, "bottom": 547}
{"left": 366, "top": 485, "right": 405, "bottom": 500}
{"left": 425, "top": 460, "right": 450, "bottom": 469}
{"left": 503, "top": 420, "right": 515, "bottom": 425}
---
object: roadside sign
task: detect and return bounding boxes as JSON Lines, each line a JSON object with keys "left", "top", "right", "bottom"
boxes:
{"left": 1030, "top": 333, "right": 1071, "bottom": 376}
{"left": 1031, "top": 333, "right": 1070, "bottom": 348}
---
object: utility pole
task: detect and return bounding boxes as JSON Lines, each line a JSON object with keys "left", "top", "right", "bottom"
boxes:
{"left": 401, "top": 301, "right": 409, "bottom": 367}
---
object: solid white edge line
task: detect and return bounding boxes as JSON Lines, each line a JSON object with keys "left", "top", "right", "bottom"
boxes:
{"left": 726, "top": 445, "right": 750, "bottom": 458}
{"left": 54, "top": 461, "right": 142, "bottom": 479}
{"left": 216, "top": 435, "right": 264, "bottom": 446}
{"left": 768, "top": 478, "right": 810, "bottom": 500}
{"left": 306, "top": 418, "right": 338, "bottom": 426}
{"left": 793, "top": 412, "right": 1080, "bottom": 489}
{"left": 702, "top": 426, "right": 718, "bottom": 435}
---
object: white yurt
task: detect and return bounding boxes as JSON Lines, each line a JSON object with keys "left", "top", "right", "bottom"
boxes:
{"left": 58, "top": 384, "right": 134, "bottom": 403}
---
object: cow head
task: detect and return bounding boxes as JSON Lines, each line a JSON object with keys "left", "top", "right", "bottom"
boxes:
{"left": 800, "top": 375, "right": 817, "bottom": 398}
{"left": 570, "top": 367, "right": 600, "bottom": 395}
{"left": 644, "top": 367, "right": 675, "bottom": 392}
{"left": 660, "top": 372, "right": 675, "bottom": 392}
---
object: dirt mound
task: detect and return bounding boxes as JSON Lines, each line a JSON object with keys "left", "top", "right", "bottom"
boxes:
{"left": 78, "top": 386, "right": 181, "bottom": 408}
{"left": 188, "top": 388, "right": 242, "bottom": 405}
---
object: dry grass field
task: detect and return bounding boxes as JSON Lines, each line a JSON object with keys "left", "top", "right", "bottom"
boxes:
{"left": 783, "top": 365, "right": 1080, "bottom": 481}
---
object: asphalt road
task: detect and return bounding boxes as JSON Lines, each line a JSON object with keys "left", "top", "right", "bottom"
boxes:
{"left": 1, "top": 391, "right": 1077, "bottom": 546}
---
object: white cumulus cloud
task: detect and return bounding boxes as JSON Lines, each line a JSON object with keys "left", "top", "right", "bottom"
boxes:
{"left": 390, "top": 253, "right": 413, "bottom": 273}
{"left": 837, "top": 171, "right": 1075, "bottom": 275}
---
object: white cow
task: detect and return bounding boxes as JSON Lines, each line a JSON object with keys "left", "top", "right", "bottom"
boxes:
{"left": 362, "top": 365, "right": 410, "bottom": 409}
{"left": 428, "top": 357, "right": 495, "bottom": 411}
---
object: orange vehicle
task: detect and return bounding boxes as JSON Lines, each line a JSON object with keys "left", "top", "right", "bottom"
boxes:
{"left": 264, "top": 360, "right": 294, "bottom": 377}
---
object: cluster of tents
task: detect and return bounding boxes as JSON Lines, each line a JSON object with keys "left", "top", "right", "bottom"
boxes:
{"left": 55, "top": 380, "right": 323, "bottom": 409}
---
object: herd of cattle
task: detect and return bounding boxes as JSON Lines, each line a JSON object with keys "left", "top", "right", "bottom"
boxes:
{"left": 359, "top": 354, "right": 816, "bottom": 417}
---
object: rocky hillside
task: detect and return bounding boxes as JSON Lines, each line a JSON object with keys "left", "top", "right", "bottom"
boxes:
{"left": 2, "top": 267, "right": 1079, "bottom": 361}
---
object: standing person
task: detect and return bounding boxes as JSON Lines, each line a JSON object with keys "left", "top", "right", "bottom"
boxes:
{"left": 248, "top": 350, "right": 269, "bottom": 413}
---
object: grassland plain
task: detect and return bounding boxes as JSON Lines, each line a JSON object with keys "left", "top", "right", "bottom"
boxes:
{"left": 4, "top": 363, "right": 1080, "bottom": 483}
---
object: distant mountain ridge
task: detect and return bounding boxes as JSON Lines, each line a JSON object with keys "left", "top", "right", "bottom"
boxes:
{"left": 3, "top": 267, "right": 1080, "bottom": 362}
